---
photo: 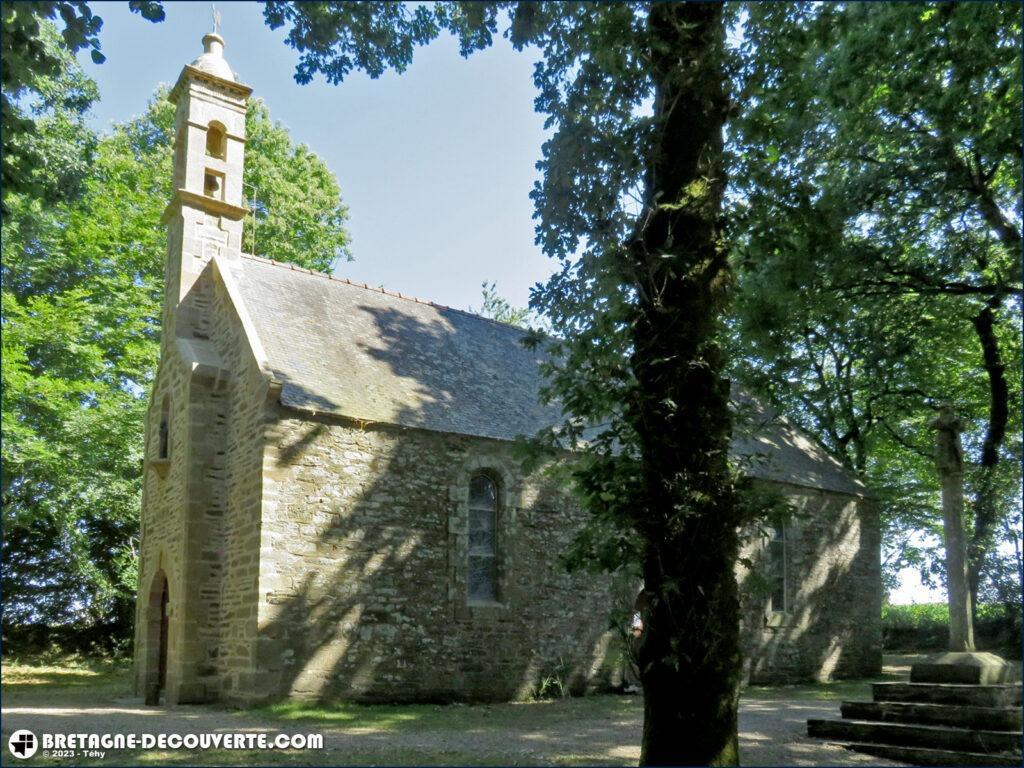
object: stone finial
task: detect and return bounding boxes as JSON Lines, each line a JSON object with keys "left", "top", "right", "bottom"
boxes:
{"left": 191, "top": 31, "right": 235, "bottom": 82}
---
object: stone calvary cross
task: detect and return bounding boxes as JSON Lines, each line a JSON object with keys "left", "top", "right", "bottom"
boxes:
{"left": 930, "top": 403, "right": 975, "bottom": 652}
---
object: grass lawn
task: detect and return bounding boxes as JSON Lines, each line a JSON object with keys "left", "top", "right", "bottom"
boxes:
{"left": 739, "top": 655, "right": 918, "bottom": 702}
{"left": 0, "top": 652, "right": 933, "bottom": 766}
{"left": 258, "top": 693, "right": 641, "bottom": 732}
{"left": 1, "top": 653, "right": 134, "bottom": 705}
{"left": 1, "top": 657, "right": 643, "bottom": 766}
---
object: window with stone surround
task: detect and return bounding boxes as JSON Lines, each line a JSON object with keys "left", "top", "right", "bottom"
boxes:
{"left": 467, "top": 473, "right": 498, "bottom": 602}
{"left": 766, "top": 521, "right": 788, "bottom": 614}
{"left": 157, "top": 396, "right": 170, "bottom": 460}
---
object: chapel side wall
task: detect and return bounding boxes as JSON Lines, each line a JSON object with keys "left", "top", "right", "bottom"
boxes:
{"left": 204, "top": 269, "right": 271, "bottom": 704}
{"left": 134, "top": 354, "right": 192, "bottom": 698}
{"left": 738, "top": 484, "right": 882, "bottom": 683}
{"left": 254, "top": 413, "right": 616, "bottom": 703}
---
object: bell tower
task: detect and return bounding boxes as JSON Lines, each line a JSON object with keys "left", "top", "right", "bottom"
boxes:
{"left": 162, "top": 31, "right": 251, "bottom": 340}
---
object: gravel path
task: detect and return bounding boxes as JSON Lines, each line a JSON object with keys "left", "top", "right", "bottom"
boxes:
{"left": 1, "top": 694, "right": 899, "bottom": 766}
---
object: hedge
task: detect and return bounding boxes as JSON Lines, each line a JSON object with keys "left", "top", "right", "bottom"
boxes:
{"left": 1, "top": 623, "right": 130, "bottom": 658}
{"left": 882, "top": 603, "right": 1022, "bottom": 652}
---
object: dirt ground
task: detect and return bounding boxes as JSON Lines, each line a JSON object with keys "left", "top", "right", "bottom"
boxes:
{"left": 1, "top": 656, "right": 917, "bottom": 766}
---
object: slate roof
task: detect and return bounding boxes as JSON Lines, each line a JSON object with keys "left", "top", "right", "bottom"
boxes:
{"left": 235, "top": 255, "right": 867, "bottom": 497}
{"left": 730, "top": 394, "right": 867, "bottom": 496}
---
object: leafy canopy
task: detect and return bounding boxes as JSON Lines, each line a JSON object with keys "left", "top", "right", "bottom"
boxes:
{"left": 0, "top": 1, "right": 164, "bottom": 213}
{"left": 729, "top": 1, "right": 1022, "bottom": 598}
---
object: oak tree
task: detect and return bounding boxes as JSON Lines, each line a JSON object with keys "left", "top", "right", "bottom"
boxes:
{"left": 261, "top": 2, "right": 742, "bottom": 762}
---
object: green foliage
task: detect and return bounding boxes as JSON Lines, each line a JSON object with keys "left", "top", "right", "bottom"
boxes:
{"left": 0, "top": 2, "right": 164, "bottom": 214}
{"left": 730, "top": 1, "right": 1023, "bottom": 600}
{"left": 263, "top": 1, "right": 448, "bottom": 84}
{"left": 470, "top": 282, "right": 530, "bottom": 328}
{"left": 0, "top": 16, "right": 97, "bottom": 214}
{"left": 263, "top": 3, "right": 748, "bottom": 761}
{"left": 242, "top": 99, "right": 351, "bottom": 267}
{"left": 1, "top": 59, "right": 350, "bottom": 633}
{"left": 977, "top": 506, "right": 1023, "bottom": 607}
{"left": 531, "top": 657, "right": 573, "bottom": 701}
{"left": 882, "top": 602, "right": 1022, "bottom": 652}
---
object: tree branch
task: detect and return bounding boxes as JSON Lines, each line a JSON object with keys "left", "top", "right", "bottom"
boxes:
{"left": 830, "top": 279, "right": 1022, "bottom": 299}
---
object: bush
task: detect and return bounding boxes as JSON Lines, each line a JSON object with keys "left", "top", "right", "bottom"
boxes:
{"left": 1, "top": 623, "right": 131, "bottom": 659}
{"left": 882, "top": 603, "right": 1022, "bottom": 653}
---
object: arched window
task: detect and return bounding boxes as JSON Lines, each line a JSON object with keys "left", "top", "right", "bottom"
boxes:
{"left": 205, "top": 121, "right": 226, "bottom": 159}
{"left": 468, "top": 473, "right": 498, "bottom": 602}
{"left": 158, "top": 396, "right": 170, "bottom": 460}
{"left": 766, "top": 521, "right": 787, "bottom": 613}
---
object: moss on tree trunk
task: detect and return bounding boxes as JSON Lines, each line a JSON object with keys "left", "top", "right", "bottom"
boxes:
{"left": 624, "top": 4, "right": 740, "bottom": 765}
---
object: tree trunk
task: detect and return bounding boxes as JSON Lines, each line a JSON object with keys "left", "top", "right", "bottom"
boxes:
{"left": 972, "top": 182, "right": 1022, "bottom": 267}
{"left": 626, "top": 4, "right": 739, "bottom": 765}
{"left": 967, "top": 300, "right": 1009, "bottom": 611}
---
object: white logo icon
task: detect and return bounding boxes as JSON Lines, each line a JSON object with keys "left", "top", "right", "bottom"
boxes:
{"left": 8, "top": 730, "right": 38, "bottom": 759}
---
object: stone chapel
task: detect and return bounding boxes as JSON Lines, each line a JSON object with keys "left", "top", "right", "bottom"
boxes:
{"left": 134, "top": 33, "right": 882, "bottom": 705}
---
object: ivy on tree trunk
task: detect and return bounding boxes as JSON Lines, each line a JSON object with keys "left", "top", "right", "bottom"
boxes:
{"left": 624, "top": 5, "right": 740, "bottom": 765}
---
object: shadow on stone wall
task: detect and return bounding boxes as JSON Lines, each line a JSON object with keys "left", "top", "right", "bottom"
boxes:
{"left": 244, "top": 305, "right": 617, "bottom": 704}
{"left": 737, "top": 488, "right": 881, "bottom": 684}
{"left": 205, "top": 298, "right": 878, "bottom": 704}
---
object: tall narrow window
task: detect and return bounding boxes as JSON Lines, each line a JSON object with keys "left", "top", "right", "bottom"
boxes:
{"left": 766, "top": 522, "right": 787, "bottom": 613}
{"left": 158, "top": 396, "right": 170, "bottom": 460}
{"left": 205, "top": 122, "right": 226, "bottom": 159}
{"left": 468, "top": 473, "right": 498, "bottom": 602}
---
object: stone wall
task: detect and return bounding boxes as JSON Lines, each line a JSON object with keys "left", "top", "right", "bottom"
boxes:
{"left": 138, "top": 274, "right": 881, "bottom": 705}
{"left": 140, "top": 332, "right": 881, "bottom": 703}
{"left": 250, "top": 412, "right": 616, "bottom": 703}
{"left": 134, "top": 263, "right": 269, "bottom": 704}
{"left": 135, "top": 52, "right": 252, "bottom": 704}
{"left": 193, "top": 266, "right": 268, "bottom": 701}
{"left": 134, "top": 334, "right": 195, "bottom": 701}
{"left": 738, "top": 483, "right": 882, "bottom": 683}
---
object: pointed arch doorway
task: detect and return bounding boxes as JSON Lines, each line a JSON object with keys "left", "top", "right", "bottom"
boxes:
{"left": 144, "top": 570, "right": 170, "bottom": 705}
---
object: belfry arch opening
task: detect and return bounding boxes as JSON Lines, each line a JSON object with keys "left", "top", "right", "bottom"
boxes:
{"left": 205, "top": 121, "right": 226, "bottom": 159}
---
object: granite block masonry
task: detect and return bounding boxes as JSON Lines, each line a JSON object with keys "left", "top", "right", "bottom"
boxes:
{"left": 134, "top": 31, "right": 883, "bottom": 706}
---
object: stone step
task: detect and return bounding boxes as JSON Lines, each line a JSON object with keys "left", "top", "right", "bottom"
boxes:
{"left": 807, "top": 718, "right": 1022, "bottom": 755}
{"left": 873, "top": 681, "right": 1023, "bottom": 708}
{"left": 841, "top": 700, "right": 1023, "bottom": 731}
{"left": 839, "top": 741, "right": 1024, "bottom": 766}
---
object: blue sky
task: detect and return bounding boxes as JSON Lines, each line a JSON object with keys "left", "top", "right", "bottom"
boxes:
{"left": 81, "top": 1, "right": 551, "bottom": 314}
